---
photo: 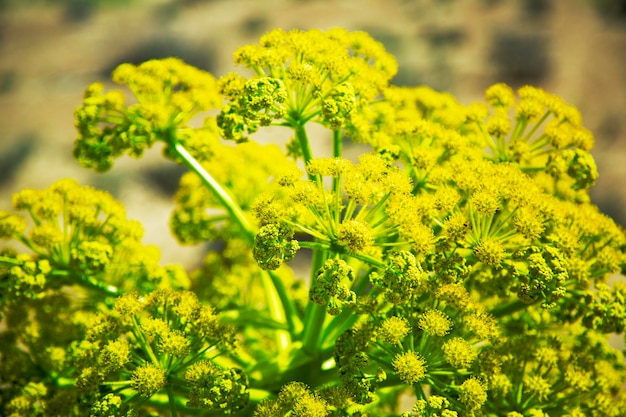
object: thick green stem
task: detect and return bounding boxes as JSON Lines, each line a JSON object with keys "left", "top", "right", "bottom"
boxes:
{"left": 166, "top": 384, "right": 178, "bottom": 417}
{"left": 261, "top": 271, "right": 291, "bottom": 350}
{"left": 169, "top": 136, "right": 293, "bottom": 349}
{"left": 332, "top": 129, "right": 342, "bottom": 158}
{"left": 295, "top": 123, "right": 314, "bottom": 165}
{"left": 172, "top": 141, "right": 255, "bottom": 244}
{"left": 294, "top": 124, "right": 320, "bottom": 184}
{"left": 291, "top": 122, "right": 331, "bottom": 355}
{"left": 301, "top": 248, "right": 328, "bottom": 356}
{"left": 331, "top": 129, "right": 343, "bottom": 226}
{"left": 267, "top": 270, "right": 301, "bottom": 334}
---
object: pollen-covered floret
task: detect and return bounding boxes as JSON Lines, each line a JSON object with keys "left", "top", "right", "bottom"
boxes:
{"left": 392, "top": 351, "right": 427, "bottom": 385}
{"left": 463, "top": 311, "right": 500, "bottom": 342}
{"left": 90, "top": 393, "right": 131, "bottom": 417}
{"left": 473, "top": 237, "right": 506, "bottom": 266}
{"left": 0, "top": 254, "right": 48, "bottom": 305}
{"left": 336, "top": 220, "right": 374, "bottom": 253}
{"left": 378, "top": 316, "right": 411, "bottom": 345}
{"left": 131, "top": 363, "right": 166, "bottom": 397}
{"left": 523, "top": 374, "right": 552, "bottom": 402}
{"left": 485, "top": 83, "right": 516, "bottom": 108}
{"left": 322, "top": 83, "right": 356, "bottom": 129}
{"left": 581, "top": 281, "right": 626, "bottom": 333}
{"left": 1, "top": 179, "right": 189, "bottom": 296}
{"left": 458, "top": 376, "right": 487, "bottom": 412}
{"left": 256, "top": 382, "right": 328, "bottom": 417}
{"left": 0, "top": 211, "right": 27, "bottom": 238}
{"left": 217, "top": 77, "right": 287, "bottom": 142}
{"left": 408, "top": 395, "right": 458, "bottom": 417}
{"left": 547, "top": 148, "right": 598, "bottom": 191}
{"left": 514, "top": 245, "right": 568, "bottom": 307}
{"left": 100, "top": 339, "right": 131, "bottom": 371}
{"left": 71, "top": 240, "right": 113, "bottom": 273}
{"left": 443, "top": 337, "right": 477, "bottom": 369}
{"left": 417, "top": 309, "right": 453, "bottom": 337}
{"left": 185, "top": 360, "right": 249, "bottom": 413}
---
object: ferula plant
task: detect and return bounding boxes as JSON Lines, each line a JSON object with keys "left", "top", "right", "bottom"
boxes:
{"left": 1, "top": 28, "right": 626, "bottom": 417}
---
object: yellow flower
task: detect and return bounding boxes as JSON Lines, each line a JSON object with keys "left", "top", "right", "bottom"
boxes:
{"left": 443, "top": 338, "right": 477, "bottom": 368}
{"left": 379, "top": 316, "right": 411, "bottom": 345}
{"left": 131, "top": 363, "right": 166, "bottom": 397}
{"left": 418, "top": 309, "right": 453, "bottom": 337}
{"left": 392, "top": 351, "right": 427, "bottom": 384}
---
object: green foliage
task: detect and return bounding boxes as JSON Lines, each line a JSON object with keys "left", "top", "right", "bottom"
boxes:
{"left": 1, "top": 28, "right": 626, "bottom": 417}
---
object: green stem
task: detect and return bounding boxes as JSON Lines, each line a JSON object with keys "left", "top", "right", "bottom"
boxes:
{"left": 331, "top": 129, "right": 343, "bottom": 227}
{"left": 294, "top": 124, "right": 319, "bottom": 183}
{"left": 524, "top": 111, "right": 551, "bottom": 141}
{"left": 171, "top": 141, "right": 255, "bottom": 244}
{"left": 261, "top": 271, "right": 292, "bottom": 350}
{"left": 321, "top": 309, "right": 355, "bottom": 347}
{"left": 490, "top": 299, "right": 534, "bottom": 318}
{"left": 267, "top": 270, "right": 301, "bottom": 333}
{"left": 169, "top": 135, "right": 294, "bottom": 350}
{"left": 295, "top": 123, "right": 313, "bottom": 164}
{"left": 297, "top": 240, "right": 331, "bottom": 251}
{"left": 133, "top": 316, "right": 161, "bottom": 366}
{"left": 348, "top": 252, "right": 387, "bottom": 269}
{"left": 45, "top": 268, "right": 121, "bottom": 298}
{"left": 301, "top": 248, "right": 328, "bottom": 356}
{"left": 166, "top": 384, "right": 178, "bottom": 417}
{"left": 332, "top": 129, "right": 342, "bottom": 158}
{"left": 0, "top": 255, "right": 25, "bottom": 266}
{"left": 100, "top": 380, "right": 133, "bottom": 387}
{"left": 510, "top": 118, "right": 528, "bottom": 141}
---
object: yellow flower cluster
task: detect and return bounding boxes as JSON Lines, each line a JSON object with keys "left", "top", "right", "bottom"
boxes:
{"left": 487, "top": 322, "right": 626, "bottom": 416}
{"left": 3, "top": 28, "right": 625, "bottom": 417}
{"left": 254, "top": 381, "right": 328, "bottom": 417}
{"left": 74, "top": 57, "right": 221, "bottom": 171}
{"left": 478, "top": 83, "right": 598, "bottom": 199}
{"left": 74, "top": 288, "right": 245, "bottom": 412}
{"left": 218, "top": 28, "right": 397, "bottom": 141}
{"left": 255, "top": 153, "right": 416, "bottom": 264}
{"left": 0, "top": 178, "right": 189, "bottom": 299}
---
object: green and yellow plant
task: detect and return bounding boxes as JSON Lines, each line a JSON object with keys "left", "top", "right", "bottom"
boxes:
{"left": 1, "top": 28, "right": 625, "bottom": 417}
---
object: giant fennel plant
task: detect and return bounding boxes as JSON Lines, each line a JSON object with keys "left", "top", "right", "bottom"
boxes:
{"left": 1, "top": 28, "right": 625, "bottom": 417}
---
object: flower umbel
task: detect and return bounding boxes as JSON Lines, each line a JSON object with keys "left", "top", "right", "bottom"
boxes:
{"left": 1, "top": 27, "right": 625, "bottom": 417}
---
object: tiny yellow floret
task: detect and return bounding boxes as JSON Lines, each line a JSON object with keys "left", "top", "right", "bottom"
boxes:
{"left": 131, "top": 363, "right": 166, "bottom": 397}
{"left": 379, "top": 316, "right": 411, "bottom": 345}
{"left": 392, "top": 351, "right": 427, "bottom": 384}
{"left": 417, "top": 309, "right": 453, "bottom": 337}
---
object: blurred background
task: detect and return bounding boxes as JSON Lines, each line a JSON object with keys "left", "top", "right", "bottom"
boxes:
{"left": 1, "top": 0, "right": 626, "bottom": 269}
